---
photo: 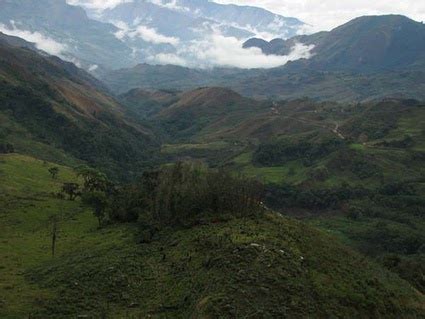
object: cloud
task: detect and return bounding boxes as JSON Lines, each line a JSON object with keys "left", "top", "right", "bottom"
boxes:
{"left": 111, "top": 20, "right": 180, "bottom": 45}
{"left": 185, "top": 33, "right": 314, "bottom": 68}
{"left": 148, "top": 53, "right": 188, "bottom": 66}
{"left": 214, "top": 0, "right": 425, "bottom": 32}
{"left": 147, "top": 0, "right": 190, "bottom": 13}
{"left": 88, "top": 64, "right": 99, "bottom": 71}
{"left": 66, "top": 0, "right": 133, "bottom": 11}
{"left": 147, "top": 29, "right": 314, "bottom": 69}
{"left": 131, "top": 25, "right": 180, "bottom": 45}
{"left": 0, "top": 21, "right": 67, "bottom": 56}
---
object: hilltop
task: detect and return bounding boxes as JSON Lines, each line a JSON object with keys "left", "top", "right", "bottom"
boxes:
{"left": 0, "top": 154, "right": 423, "bottom": 318}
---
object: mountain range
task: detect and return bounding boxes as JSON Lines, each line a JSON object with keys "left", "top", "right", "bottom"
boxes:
{"left": 100, "top": 15, "right": 425, "bottom": 102}
{"left": 0, "top": 0, "right": 305, "bottom": 69}
{"left": 244, "top": 15, "right": 425, "bottom": 72}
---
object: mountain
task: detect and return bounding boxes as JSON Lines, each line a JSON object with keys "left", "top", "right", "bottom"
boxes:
{"left": 101, "top": 63, "right": 258, "bottom": 94}
{"left": 245, "top": 15, "right": 425, "bottom": 72}
{"left": 84, "top": 0, "right": 305, "bottom": 68}
{"left": 0, "top": 34, "right": 157, "bottom": 179}
{"left": 0, "top": 0, "right": 305, "bottom": 70}
{"left": 104, "top": 15, "right": 425, "bottom": 102}
{"left": 0, "top": 0, "right": 133, "bottom": 69}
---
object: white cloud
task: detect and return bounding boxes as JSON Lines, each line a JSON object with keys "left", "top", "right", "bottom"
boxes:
{"left": 214, "top": 0, "right": 425, "bottom": 32}
{"left": 147, "top": 29, "right": 314, "bottom": 69}
{"left": 147, "top": 0, "right": 190, "bottom": 13}
{"left": 66, "top": 0, "right": 133, "bottom": 11}
{"left": 185, "top": 33, "right": 314, "bottom": 68}
{"left": 88, "top": 64, "right": 99, "bottom": 71}
{"left": 148, "top": 53, "right": 188, "bottom": 66}
{"left": 131, "top": 25, "right": 180, "bottom": 45}
{"left": 0, "top": 21, "right": 67, "bottom": 56}
{"left": 110, "top": 20, "right": 180, "bottom": 45}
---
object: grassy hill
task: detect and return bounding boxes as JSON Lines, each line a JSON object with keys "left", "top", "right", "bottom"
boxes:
{"left": 1, "top": 153, "right": 424, "bottom": 318}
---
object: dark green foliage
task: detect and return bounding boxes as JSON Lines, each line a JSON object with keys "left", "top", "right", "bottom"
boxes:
{"left": 0, "top": 41, "right": 159, "bottom": 181}
{"left": 380, "top": 254, "right": 425, "bottom": 293}
{"left": 138, "top": 162, "right": 265, "bottom": 226}
{"left": 328, "top": 149, "right": 382, "bottom": 179}
{"left": 48, "top": 167, "right": 59, "bottom": 179}
{"left": 76, "top": 166, "right": 110, "bottom": 193}
{"left": 81, "top": 191, "right": 108, "bottom": 226}
{"left": 26, "top": 215, "right": 425, "bottom": 318}
{"left": 266, "top": 183, "right": 367, "bottom": 211}
{"left": 254, "top": 137, "right": 345, "bottom": 167}
{"left": 0, "top": 143, "right": 14, "bottom": 154}
{"left": 61, "top": 183, "right": 80, "bottom": 201}
{"left": 106, "top": 185, "right": 143, "bottom": 223}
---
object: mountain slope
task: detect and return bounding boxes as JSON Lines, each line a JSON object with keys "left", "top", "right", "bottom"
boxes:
{"left": 0, "top": 35, "right": 157, "bottom": 179}
{"left": 0, "top": 0, "right": 305, "bottom": 70}
{"left": 0, "top": 0, "right": 133, "bottom": 69}
{"left": 92, "top": 0, "right": 306, "bottom": 68}
{"left": 246, "top": 15, "right": 425, "bottom": 72}
{"left": 104, "top": 15, "right": 425, "bottom": 101}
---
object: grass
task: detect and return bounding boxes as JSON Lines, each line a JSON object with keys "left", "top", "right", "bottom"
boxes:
{"left": 0, "top": 154, "right": 132, "bottom": 318}
{"left": 27, "top": 214, "right": 425, "bottom": 318}
{"left": 1, "top": 153, "right": 424, "bottom": 318}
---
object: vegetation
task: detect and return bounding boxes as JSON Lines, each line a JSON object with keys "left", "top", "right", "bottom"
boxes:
{"left": 0, "top": 40, "right": 158, "bottom": 180}
{"left": 1, "top": 29, "right": 425, "bottom": 318}
{"left": 1, "top": 154, "right": 424, "bottom": 318}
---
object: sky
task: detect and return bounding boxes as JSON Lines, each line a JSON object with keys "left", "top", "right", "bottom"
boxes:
{"left": 67, "top": 0, "right": 425, "bottom": 32}
{"left": 214, "top": 0, "right": 425, "bottom": 32}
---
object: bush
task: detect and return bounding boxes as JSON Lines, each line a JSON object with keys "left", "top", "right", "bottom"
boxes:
{"left": 0, "top": 143, "right": 14, "bottom": 154}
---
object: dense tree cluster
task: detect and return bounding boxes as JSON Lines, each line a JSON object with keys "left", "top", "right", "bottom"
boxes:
{"left": 63, "top": 162, "right": 265, "bottom": 227}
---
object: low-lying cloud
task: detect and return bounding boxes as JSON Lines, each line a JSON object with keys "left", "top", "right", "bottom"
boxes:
{"left": 148, "top": 30, "right": 314, "bottom": 68}
{"left": 132, "top": 25, "right": 180, "bottom": 45}
{"left": 112, "top": 21, "right": 180, "bottom": 45}
{"left": 0, "top": 21, "right": 67, "bottom": 56}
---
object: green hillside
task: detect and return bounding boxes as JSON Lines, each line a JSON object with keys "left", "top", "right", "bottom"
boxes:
{"left": 0, "top": 38, "right": 158, "bottom": 179}
{"left": 1, "top": 154, "right": 424, "bottom": 318}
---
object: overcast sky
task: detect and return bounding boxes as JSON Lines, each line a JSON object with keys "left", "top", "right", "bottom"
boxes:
{"left": 214, "top": 0, "right": 425, "bottom": 32}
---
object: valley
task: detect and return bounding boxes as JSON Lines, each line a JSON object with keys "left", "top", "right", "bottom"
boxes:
{"left": 0, "top": 1, "right": 424, "bottom": 318}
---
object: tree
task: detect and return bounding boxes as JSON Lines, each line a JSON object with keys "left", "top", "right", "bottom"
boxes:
{"left": 0, "top": 143, "right": 14, "bottom": 154}
{"left": 82, "top": 191, "right": 108, "bottom": 226}
{"left": 61, "top": 183, "right": 80, "bottom": 201}
{"left": 49, "top": 215, "right": 60, "bottom": 257}
{"left": 75, "top": 165, "right": 110, "bottom": 192}
{"left": 48, "top": 167, "right": 60, "bottom": 179}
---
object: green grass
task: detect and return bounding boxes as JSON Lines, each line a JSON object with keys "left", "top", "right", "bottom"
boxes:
{"left": 27, "top": 214, "right": 425, "bottom": 318}
{"left": 0, "top": 154, "right": 133, "bottom": 318}
{"left": 2, "top": 153, "right": 424, "bottom": 318}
